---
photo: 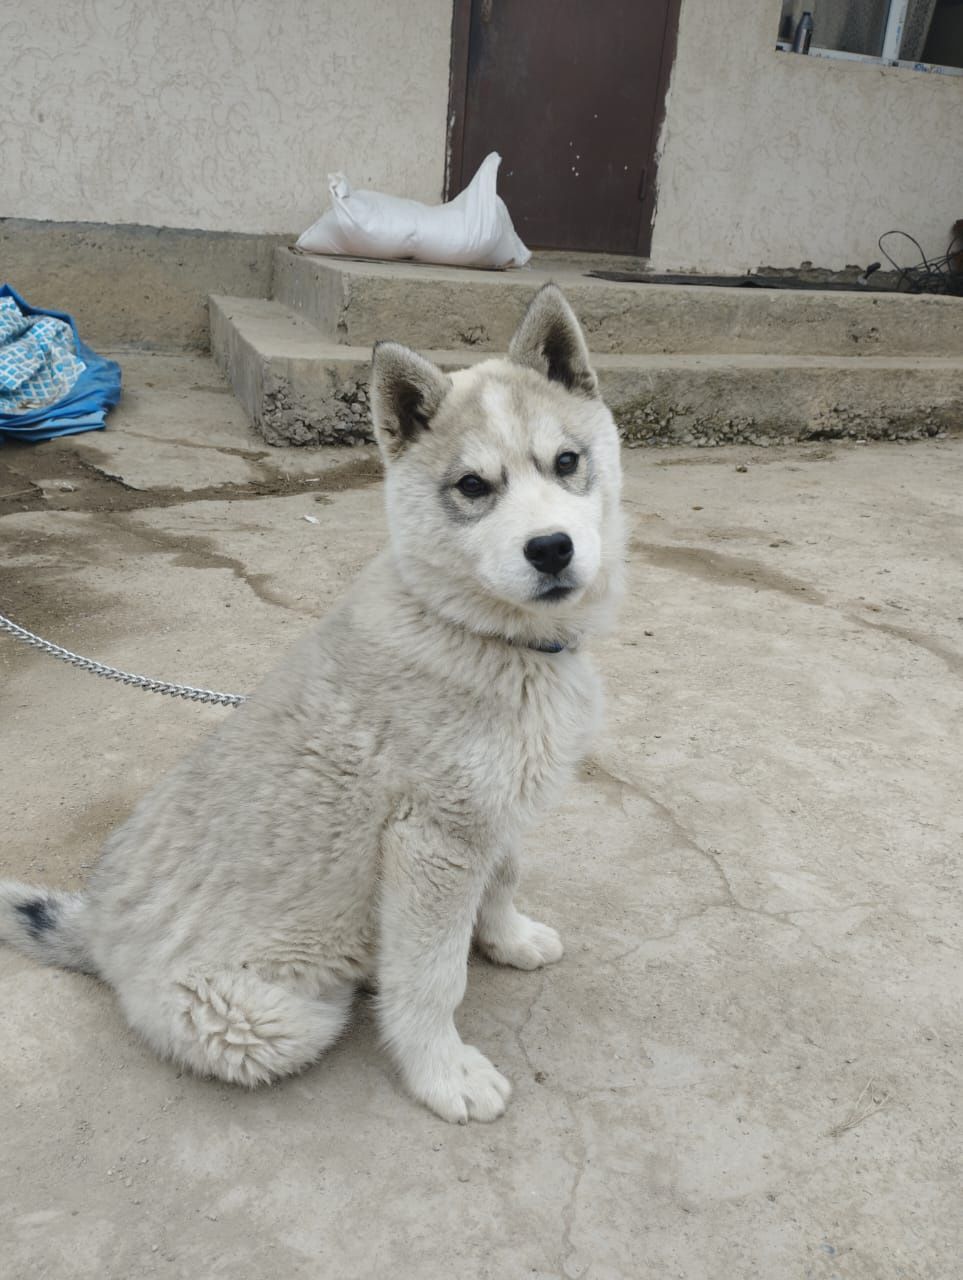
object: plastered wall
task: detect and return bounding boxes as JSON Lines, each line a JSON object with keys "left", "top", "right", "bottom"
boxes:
{"left": 2, "top": 0, "right": 453, "bottom": 235}
{"left": 6, "top": 0, "right": 958, "bottom": 276}
{"left": 650, "top": 0, "right": 963, "bottom": 272}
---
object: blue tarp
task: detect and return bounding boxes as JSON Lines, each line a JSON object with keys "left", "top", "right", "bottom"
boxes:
{"left": 0, "top": 285, "right": 121, "bottom": 442}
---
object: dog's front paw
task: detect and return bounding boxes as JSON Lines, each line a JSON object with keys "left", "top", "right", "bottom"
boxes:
{"left": 406, "top": 1043, "right": 512, "bottom": 1124}
{"left": 477, "top": 912, "right": 564, "bottom": 970}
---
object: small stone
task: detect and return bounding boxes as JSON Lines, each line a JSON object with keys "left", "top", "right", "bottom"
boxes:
{"left": 735, "top": 465, "right": 748, "bottom": 473}
{"left": 457, "top": 1173, "right": 470, "bottom": 1183}
{"left": 644, "top": 630, "right": 654, "bottom": 637}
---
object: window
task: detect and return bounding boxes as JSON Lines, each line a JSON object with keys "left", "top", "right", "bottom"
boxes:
{"left": 776, "top": 1, "right": 963, "bottom": 75}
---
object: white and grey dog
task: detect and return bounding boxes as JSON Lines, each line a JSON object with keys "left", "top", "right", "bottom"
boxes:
{"left": 0, "top": 285, "right": 623, "bottom": 1123}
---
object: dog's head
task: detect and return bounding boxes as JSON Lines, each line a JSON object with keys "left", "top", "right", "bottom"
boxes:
{"left": 370, "top": 285, "right": 623, "bottom": 648}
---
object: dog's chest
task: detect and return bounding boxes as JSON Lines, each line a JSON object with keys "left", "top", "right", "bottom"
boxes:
{"left": 491, "top": 657, "right": 599, "bottom": 814}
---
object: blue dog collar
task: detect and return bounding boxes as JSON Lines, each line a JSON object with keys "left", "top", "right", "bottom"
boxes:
{"left": 528, "top": 639, "right": 568, "bottom": 654}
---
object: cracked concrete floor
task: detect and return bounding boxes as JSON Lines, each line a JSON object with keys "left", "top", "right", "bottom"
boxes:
{"left": 1, "top": 353, "right": 961, "bottom": 1280}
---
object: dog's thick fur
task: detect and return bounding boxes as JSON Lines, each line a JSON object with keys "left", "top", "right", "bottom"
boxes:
{"left": 0, "top": 286, "right": 623, "bottom": 1122}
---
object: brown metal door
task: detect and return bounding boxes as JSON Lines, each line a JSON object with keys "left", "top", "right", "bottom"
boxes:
{"left": 447, "top": 0, "right": 680, "bottom": 255}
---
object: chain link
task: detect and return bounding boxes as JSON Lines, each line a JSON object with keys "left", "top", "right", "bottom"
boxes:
{"left": 0, "top": 612, "right": 245, "bottom": 707}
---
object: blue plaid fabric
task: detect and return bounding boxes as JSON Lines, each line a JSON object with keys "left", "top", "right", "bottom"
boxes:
{"left": 0, "top": 286, "right": 120, "bottom": 441}
{"left": 0, "top": 297, "right": 88, "bottom": 413}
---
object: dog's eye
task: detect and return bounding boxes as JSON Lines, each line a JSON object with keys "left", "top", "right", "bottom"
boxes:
{"left": 556, "top": 451, "right": 580, "bottom": 476}
{"left": 456, "top": 473, "right": 491, "bottom": 499}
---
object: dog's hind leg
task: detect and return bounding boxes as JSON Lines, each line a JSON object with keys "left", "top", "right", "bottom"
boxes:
{"left": 474, "top": 851, "right": 564, "bottom": 971}
{"left": 119, "top": 970, "right": 353, "bottom": 1088}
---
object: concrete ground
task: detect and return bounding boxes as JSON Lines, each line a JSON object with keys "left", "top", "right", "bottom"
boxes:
{"left": 1, "top": 354, "right": 960, "bottom": 1280}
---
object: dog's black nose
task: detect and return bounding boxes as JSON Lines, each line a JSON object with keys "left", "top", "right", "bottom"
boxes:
{"left": 524, "top": 532, "right": 574, "bottom": 576}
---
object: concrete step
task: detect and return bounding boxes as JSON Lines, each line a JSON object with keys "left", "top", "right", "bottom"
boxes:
{"left": 272, "top": 247, "right": 963, "bottom": 358}
{"left": 210, "top": 295, "right": 963, "bottom": 448}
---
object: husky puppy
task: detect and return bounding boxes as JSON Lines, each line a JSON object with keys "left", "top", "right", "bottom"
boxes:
{"left": 0, "top": 285, "right": 623, "bottom": 1123}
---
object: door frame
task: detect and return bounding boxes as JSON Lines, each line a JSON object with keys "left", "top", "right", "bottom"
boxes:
{"left": 443, "top": 0, "right": 684, "bottom": 257}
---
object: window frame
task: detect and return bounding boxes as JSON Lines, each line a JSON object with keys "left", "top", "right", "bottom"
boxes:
{"left": 776, "top": 0, "right": 963, "bottom": 77}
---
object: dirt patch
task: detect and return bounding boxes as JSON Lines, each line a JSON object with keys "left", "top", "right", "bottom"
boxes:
{"left": 651, "top": 445, "right": 839, "bottom": 468}
{"left": 104, "top": 514, "right": 310, "bottom": 615}
{"left": 0, "top": 441, "right": 382, "bottom": 518}
{"left": 631, "top": 538, "right": 827, "bottom": 605}
{"left": 857, "top": 615, "right": 963, "bottom": 677}
{"left": 630, "top": 536, "right": 963, "bottom": 675}
{"left": 0, "top": 516, "right": 120, "bottom": 644}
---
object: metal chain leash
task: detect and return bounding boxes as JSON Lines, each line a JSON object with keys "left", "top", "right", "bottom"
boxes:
{"left": 0, "top": 611, "right": 246, "bottom": 707}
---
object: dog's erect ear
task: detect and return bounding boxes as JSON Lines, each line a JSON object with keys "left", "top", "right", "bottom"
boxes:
{"left": 508, "top": 284, "right": 598, "bottom": 397}
{"left": 370, "top": 342, "right": 451, "bottom": 461}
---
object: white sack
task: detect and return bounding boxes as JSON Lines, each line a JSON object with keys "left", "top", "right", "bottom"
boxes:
{"left": 295, "top": 153, "right": 531, "bottom": 270}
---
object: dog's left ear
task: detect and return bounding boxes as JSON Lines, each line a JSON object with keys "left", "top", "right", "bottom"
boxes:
{"left": 370, "top": 342, "right": 451, "bottom": 461}
{"left": 508, "top": 284, "right": 598, "bottom": 397}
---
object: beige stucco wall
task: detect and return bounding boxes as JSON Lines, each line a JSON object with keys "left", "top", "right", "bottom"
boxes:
{"left": 2, "top": 0, "right": 453, "bottom": 235}
{"left": 650, "top": 0, "right": 963, "bottom": 273}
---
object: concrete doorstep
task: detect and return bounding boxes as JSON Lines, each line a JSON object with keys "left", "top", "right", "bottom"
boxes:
{"left": 272, "top": 248, "right": 963, "bottom": 357}
{"left": 210, "top": 252, "right": 963, "bottom": 449}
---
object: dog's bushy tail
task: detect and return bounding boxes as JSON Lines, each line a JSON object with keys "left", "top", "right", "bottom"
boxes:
{"left": 0, "top": 882, "right": 96, "bottom": 974}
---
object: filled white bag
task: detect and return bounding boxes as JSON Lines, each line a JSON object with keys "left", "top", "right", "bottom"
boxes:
{"left": 295, "top": 153, "right": 531, "bottom": 270}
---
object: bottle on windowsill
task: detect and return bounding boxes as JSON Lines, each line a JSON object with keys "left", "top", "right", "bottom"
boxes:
{"left": 792, "top": 11, "right": 814, "bottom": 55}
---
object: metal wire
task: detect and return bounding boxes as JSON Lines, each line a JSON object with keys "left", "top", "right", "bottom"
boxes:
{"left": 878, "top": 229, "right": 963, "bottom": 296}
{"left": 0, "top": 611, "right": 246, "bottom": 707}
